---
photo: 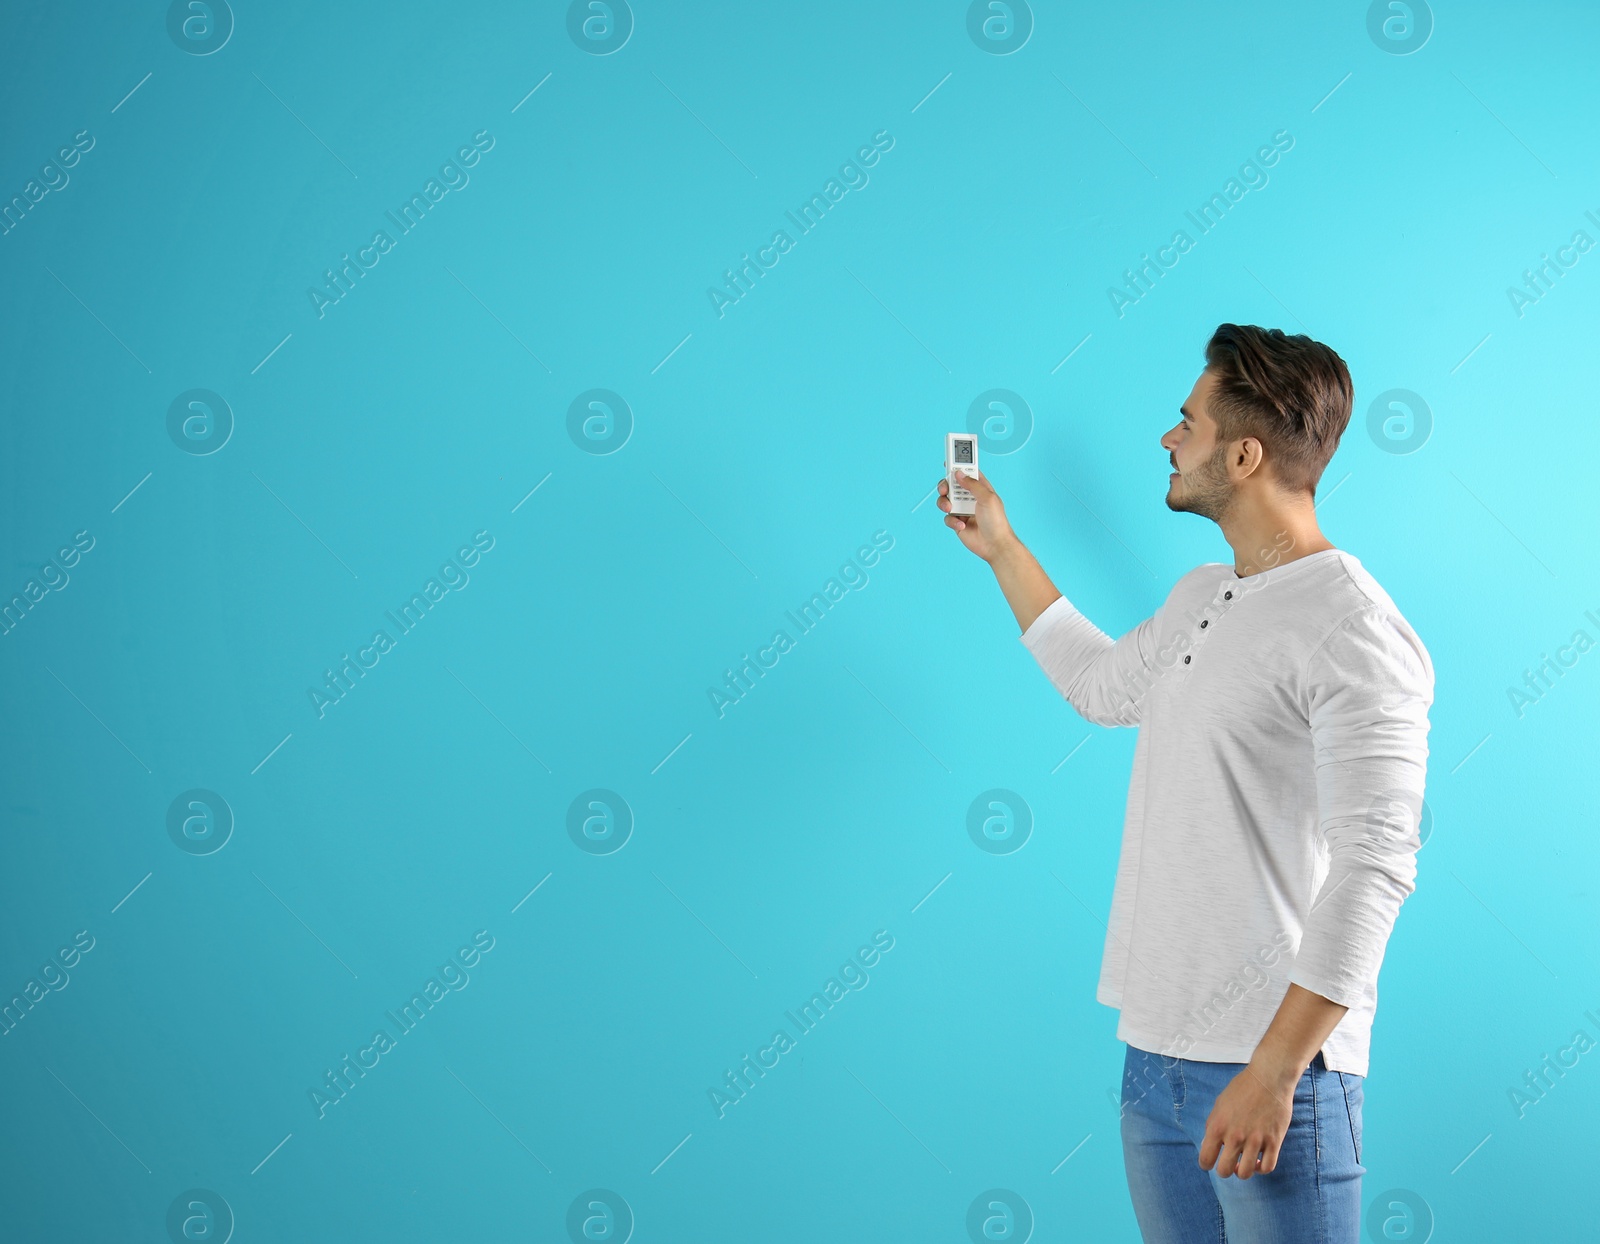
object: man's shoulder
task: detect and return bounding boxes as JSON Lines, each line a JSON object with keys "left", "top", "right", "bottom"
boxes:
{"left": 1312, "top": 551, "right": 1415, "bottom": 625}
{"left": 1305, "top": 553, "right": 1434, "bottom": 683}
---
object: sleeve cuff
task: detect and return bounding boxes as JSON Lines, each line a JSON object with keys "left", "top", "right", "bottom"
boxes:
{"left": 1019, "top": 594, "right": 1075, "bottom": 649}
{"left": 1287, "top": 965, "right": 1364, "bottom": 1012}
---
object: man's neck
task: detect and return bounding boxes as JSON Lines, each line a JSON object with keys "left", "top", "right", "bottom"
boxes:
{"left": 1217, "top": 493, "right": 1335, "bottom": 577}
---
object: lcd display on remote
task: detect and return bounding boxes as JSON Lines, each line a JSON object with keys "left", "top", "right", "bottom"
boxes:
{"left": 954, "top": 440, "right": 974, "bottom": 464}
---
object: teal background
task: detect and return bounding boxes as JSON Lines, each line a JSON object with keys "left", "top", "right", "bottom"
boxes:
{"left": 2, "top": 1, "right": 1597, "bottom": 1240}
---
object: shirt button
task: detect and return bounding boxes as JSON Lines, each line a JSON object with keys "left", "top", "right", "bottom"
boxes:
{"left": 1183, "top": 655, "right": 1191, "bottom": 664}
{"left": 1224, "top": 591, "right": 1233, "bottom": 600}
{"left": 1200, "top": 620, "right": 1208, "bottom": 628}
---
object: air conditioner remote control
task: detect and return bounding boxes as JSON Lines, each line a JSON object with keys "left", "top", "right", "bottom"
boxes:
{"left": 946, "top": 433, "right": 979, "bottom": 516}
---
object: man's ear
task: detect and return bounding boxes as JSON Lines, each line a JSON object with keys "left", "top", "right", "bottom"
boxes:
{"left": 1231, "top": 437, "right": 1266, "bottom": 479}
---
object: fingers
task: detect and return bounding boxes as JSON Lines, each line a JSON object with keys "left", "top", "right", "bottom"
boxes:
{"left": 1201, "top": 1128, "right": 1270, "bottom": 1180}
{"left": 1223, "top": 1139, "right": 1267, "bottom": 1180}
{"left": 937, "top": 470, "right": 998, "bottom": 510}
{"left": 960, "top": 468, "right": 994, "bottom": 496}
{"left": 936, "top": 473, "right": 982, "bottom": 537}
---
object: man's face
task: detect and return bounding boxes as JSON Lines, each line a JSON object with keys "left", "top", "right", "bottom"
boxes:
{"left": 1160, "top": 369, "right": 1235, "bottom": 521}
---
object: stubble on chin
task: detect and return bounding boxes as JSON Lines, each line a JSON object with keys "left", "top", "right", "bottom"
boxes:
{"left": 1166, "top": 451, "right": 1234, "bottom": 521}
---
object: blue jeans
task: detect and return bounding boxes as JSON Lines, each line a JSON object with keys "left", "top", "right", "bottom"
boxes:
{"left": 1120, "top": 1044, "right": 1365, "bottom": 1243}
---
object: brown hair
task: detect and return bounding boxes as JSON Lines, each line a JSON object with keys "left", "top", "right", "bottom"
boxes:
{"left": 1203, "top": 324, "right": 1353, "bottom": 494}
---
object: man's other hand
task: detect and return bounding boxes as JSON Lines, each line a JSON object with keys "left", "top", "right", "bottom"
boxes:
{"left": 1198, "top": 1063, "right": 1296, "bottom": 1180}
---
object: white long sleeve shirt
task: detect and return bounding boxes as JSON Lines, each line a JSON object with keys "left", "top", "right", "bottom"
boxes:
{"left": 1020, "top": 548, "right": 1433, "bottom": 1075}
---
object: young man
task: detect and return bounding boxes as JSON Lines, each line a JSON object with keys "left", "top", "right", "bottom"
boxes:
{"left": 939, "top": 325, "right": 1433, "bottom": 1242}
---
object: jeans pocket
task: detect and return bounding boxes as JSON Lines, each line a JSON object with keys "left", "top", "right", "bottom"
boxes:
{"left": 1338, "top": 1071, "right": 1364, "bottom": 1165}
